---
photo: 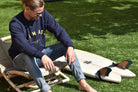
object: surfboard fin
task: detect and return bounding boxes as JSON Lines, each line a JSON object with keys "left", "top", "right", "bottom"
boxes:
{"left": 96, "top": 67, "right": 112, "bottom": 80}
{"left": 112, "top": 60, "right": 132, "bottom": 69}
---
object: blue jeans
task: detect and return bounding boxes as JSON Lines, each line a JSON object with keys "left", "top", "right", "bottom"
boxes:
{"left": 13, "top": 43, "right": 85, "bottom": 92}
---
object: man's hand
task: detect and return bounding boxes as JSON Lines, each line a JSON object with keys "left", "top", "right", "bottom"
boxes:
{"left": 65, "top": 47, "right": 76, "bottom": 65}
{"left": 41, "top": 55, "right": 55, "bottom": 72}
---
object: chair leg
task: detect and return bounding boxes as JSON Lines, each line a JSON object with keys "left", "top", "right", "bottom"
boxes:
{"left": 3, "top": 73, "right": 22, "bottom": 92}
{"left": 0, "top": 73, "right": 3, "bottom": 78}
{"left": 30, "top": 71, "right": 70, "bottom": 92}
{"left": 55, "top": 71, "right": 70, "bottom": 83}
{"left": 1, "top": 64, "right": 70, "bottom": 92}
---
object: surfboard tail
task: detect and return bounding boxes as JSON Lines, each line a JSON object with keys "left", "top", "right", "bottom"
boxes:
{"left": 96, "top": 67, "right": 121, "bottom": 83}
{"left": 96, "top": 67, "right": 112, "bottom": 79}
{"left": 112, "top": 60, "right": 132, "bottom": 69}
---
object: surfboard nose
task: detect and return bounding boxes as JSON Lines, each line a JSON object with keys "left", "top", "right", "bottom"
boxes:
{"left": 121, "top": 71, "right": 136, "bottom": 78}
{"left": 111, "top": 67, "right": 136, "bottom": 78}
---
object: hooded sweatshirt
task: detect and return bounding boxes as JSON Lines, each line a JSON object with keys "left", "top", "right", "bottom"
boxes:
{"left": 9, "top": 10, "right": 73, "bottom": 60}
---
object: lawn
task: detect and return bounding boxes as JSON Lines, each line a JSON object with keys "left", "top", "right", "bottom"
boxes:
{"left": 0, "top": 0, "right": 138, "bottom": 92}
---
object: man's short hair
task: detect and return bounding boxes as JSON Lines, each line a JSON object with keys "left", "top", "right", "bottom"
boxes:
{"left": 22, "top": 0, "right": 44, "bottom": 10}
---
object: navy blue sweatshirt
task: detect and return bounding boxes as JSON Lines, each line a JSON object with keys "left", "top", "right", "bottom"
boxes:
{"left": 9, "top": 10, "right": 73, "bottom": 60}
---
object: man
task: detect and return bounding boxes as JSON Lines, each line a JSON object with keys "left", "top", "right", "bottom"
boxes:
{"left": 8, "top": 0, "right": 97, "bottom": 92}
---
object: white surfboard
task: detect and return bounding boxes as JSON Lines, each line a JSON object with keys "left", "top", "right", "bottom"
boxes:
{"left": 55, "top": 50, "right": 122, "bottom": 83}
{"left": 74, "top": 49, "right": 136, "bottom": 78}
{"left": 55, "top": 49, "right": 136, "bottom": 83}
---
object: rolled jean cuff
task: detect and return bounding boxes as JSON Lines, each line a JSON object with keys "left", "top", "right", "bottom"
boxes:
{"left": 76, "top": 76, "right": 86, "bottom": 82}
{"left": 41, "top": 83, "right": 51, "bottom": 92}
{"left": 35, "top": 77, "right": 51, "bottom": 92}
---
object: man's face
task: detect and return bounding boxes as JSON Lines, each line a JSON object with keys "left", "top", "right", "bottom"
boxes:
{"left": 29, "top": 5, "right": 44, "bottom": 21}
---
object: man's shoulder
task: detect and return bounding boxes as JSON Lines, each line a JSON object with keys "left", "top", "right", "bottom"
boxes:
{"left": 42, "top": 10, "right": 52, "bottom": 17}
{"left": 9, "top": 11, "right": 26, "bottom": 32}
{"left": 10, "top": 11, "right": 25, "bottom": 26}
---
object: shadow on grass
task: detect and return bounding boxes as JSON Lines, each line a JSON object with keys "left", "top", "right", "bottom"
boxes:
{"left": 0, "top": 0, "right": 22, "bottom": 9}
{"left": 0, "top": 76, "right": 35, "bottom": 92}
{"left": 46, "top": 0, "right": 138, "bottom": 40}
{"left": 1, "top": 0, "right": 138, "bottom": 39}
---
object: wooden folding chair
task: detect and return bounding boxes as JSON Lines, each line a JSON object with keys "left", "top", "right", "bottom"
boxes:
{"left": 0, "top": 36, "right": 70, "bottom": 92}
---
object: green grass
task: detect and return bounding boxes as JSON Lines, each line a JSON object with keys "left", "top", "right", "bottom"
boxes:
{"left": 0, "top": 0, "right": 138, "bottom": 92}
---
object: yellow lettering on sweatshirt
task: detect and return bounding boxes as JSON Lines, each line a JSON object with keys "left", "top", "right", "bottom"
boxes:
{"left": 41, "top": 30, "right": 44, "bottom": 34}
{"left": 38, "top": 30, "right": 41, "bottom": 34}
{"left": 32, "top": 32, "right": 36, "bottom": 36}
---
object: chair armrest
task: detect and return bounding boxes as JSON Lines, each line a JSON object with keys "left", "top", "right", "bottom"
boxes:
{"left": 1, "top": 36, "right": 11, "bottom": 41}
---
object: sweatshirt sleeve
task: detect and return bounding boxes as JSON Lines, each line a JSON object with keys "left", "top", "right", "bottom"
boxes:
{"left": 9, "top": 21, "right": 44, "bottom": 59}
{"left": 45, "top": 11, "right": 74, "bottom": 48}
